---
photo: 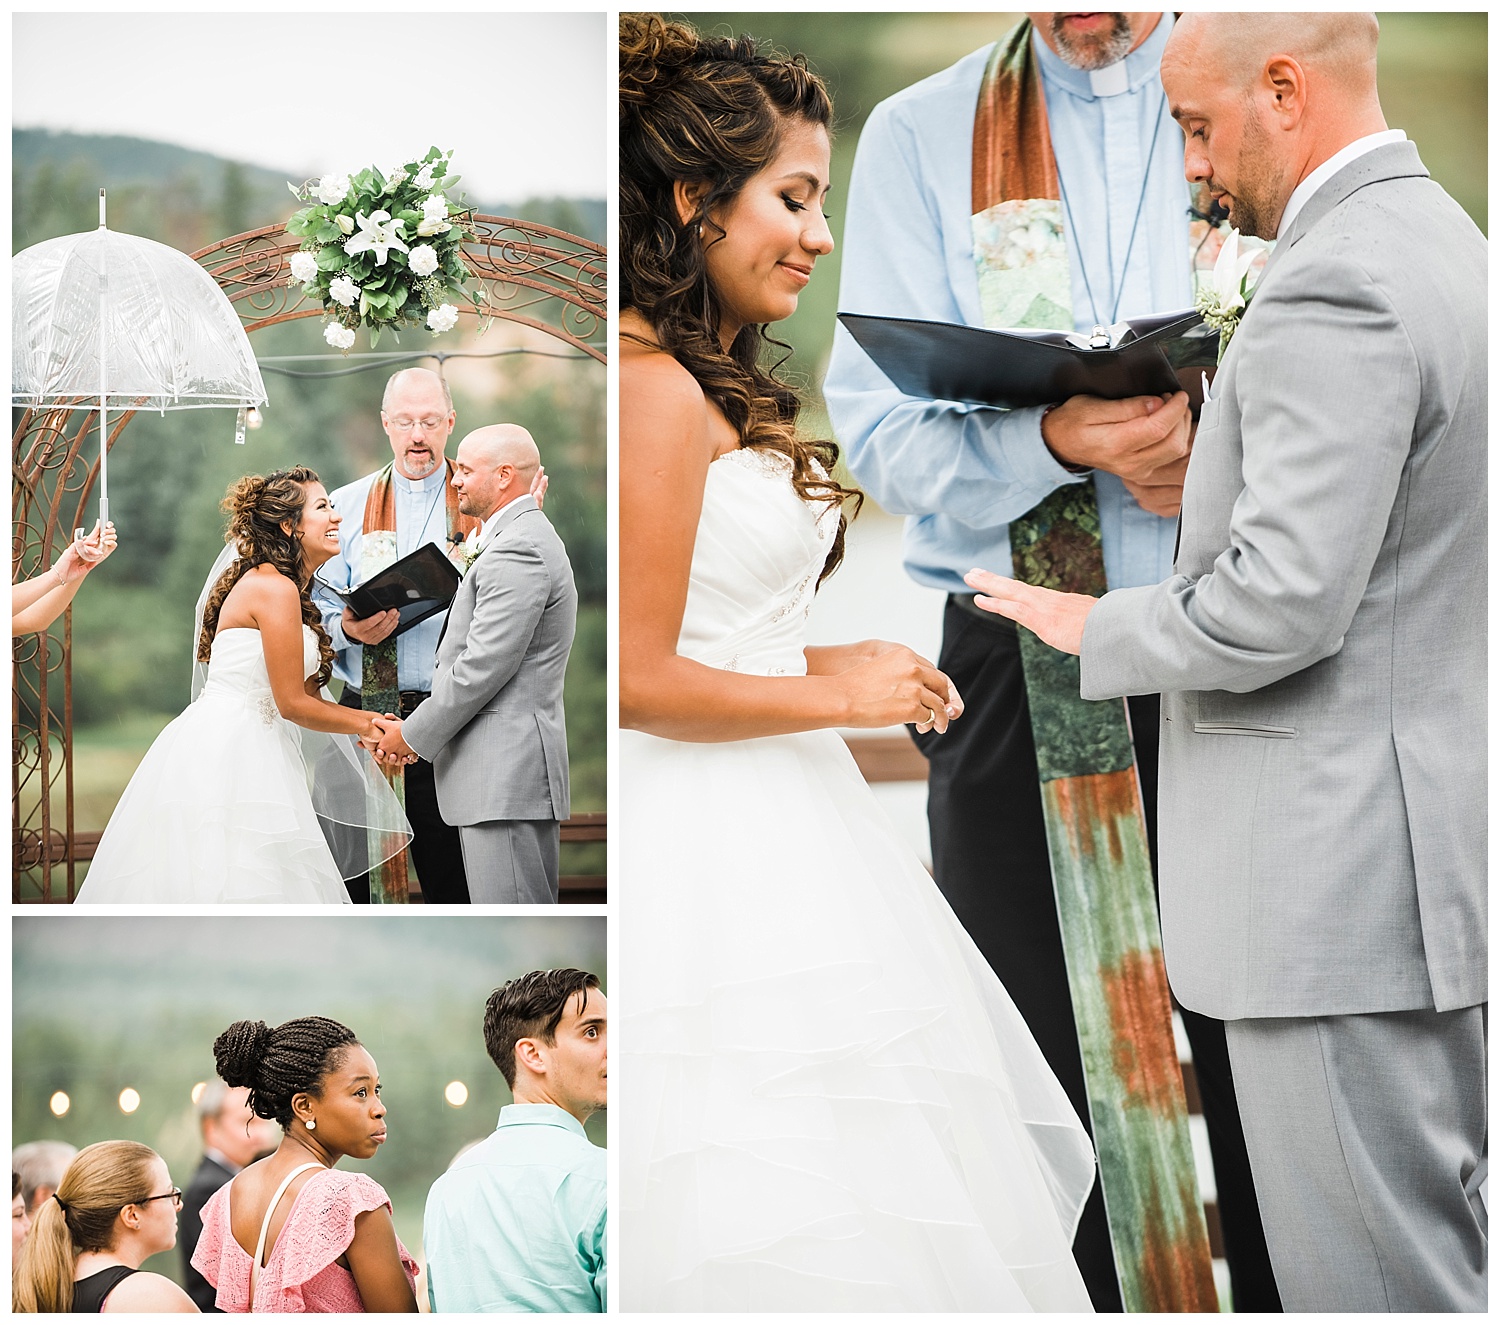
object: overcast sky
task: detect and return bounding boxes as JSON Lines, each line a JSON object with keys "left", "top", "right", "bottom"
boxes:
{"left": 12, "top": 12, "right": 607, "bottom": 201}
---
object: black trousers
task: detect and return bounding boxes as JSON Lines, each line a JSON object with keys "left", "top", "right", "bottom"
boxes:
{"left": 337, "top": 688, "right": 470, "bottom": 905}
{"left": 915, "top": 597, "right": 1281, "bottom": 1313}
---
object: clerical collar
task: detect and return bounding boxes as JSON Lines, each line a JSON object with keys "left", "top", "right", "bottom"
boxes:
{"left": 1032, "top": 13, "right": 1173, "bottom": 101}
{"left": 393, "top": 463, "right": 446, "bottom": 495}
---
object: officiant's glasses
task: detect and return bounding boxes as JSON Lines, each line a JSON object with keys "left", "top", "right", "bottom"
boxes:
{"left": 388, "top": 416, "right": 447, "bottom": 432}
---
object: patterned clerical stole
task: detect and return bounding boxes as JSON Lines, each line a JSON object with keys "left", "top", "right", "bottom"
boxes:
{"left": 970, "top": 22, "right": 1217, "bottom": 1311}
{"left": 358, "top": 461, "right": 477, "bottom": 903}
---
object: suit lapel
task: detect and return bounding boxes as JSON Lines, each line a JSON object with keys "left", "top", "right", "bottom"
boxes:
{"left": 435, "top": 495, "right": 541, "bottom": 651}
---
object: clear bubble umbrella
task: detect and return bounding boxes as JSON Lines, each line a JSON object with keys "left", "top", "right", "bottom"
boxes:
{"left": 11, "top": 190, "right": 268, "bottom": 525}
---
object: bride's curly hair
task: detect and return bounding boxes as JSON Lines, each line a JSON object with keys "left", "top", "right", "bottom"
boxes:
{"left": 197, "top": 466, "right": 335, "bottom": 687}
{"left": 620, "top": 12, "right": 861, "bottom": 584}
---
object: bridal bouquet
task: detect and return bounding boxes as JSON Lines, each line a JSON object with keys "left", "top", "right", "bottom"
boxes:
{"left": 286, "top": 148, "right": 483, "bottom": 351}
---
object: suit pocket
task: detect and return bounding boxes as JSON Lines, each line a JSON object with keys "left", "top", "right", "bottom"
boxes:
{"left": 1192, "top": 721, "right": 1297, "bottom": 739}
{"left": 1196, "top": 395, "right": 1222, "bottom": 434}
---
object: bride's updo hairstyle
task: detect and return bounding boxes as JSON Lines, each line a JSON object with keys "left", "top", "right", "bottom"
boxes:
{"left": 196, "top": 466, "right": 335, "bottom": 686}
{"left": 12, "top": 1141, "right": 160, "bottom": 1313}
{"left": 620, "top": 12, "right": 861, "bottom": 583}
{"left": 213, "top": 1015, "right": 359, "bottom": 1129}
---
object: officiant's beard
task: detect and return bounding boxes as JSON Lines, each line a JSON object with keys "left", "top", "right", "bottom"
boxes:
{"left": 1048, "top": 12, "right": 1134, "bottom": 71}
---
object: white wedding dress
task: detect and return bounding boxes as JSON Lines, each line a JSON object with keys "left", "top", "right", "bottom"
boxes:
{"left": 621, "top": 447, "right": 1097, "bottom": 1311}
{"left": 76, "top": 625, "right": 358, "bottom": 904}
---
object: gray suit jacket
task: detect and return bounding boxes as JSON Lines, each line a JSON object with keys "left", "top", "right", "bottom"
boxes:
{"left": 1082, "top": 142, "right": 1486, "bottom": 1020}
{"left": 403, "top": 495, "right": 576, "bottom": 825}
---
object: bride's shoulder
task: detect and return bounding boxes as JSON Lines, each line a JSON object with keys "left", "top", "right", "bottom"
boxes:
{"left": 228, "top": 564, "right": 301, "bottom": 611}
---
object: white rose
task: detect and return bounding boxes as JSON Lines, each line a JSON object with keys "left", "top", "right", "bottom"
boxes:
{"left": 329, "top": 275, "right": 360, "bottom": 307}
{"left": 288, "top": 251, "right": 319, "bottom": 283}
{"left": 315, "top": 173, "right": 350, "bottom": 206}
{"left": 427, "top": 303, "right": 459, "bottom": 333}
{"left": 335, "top": 213, "right": 355, "bottom": 235}
{"left": 416, "top": 193, "right": 452, "bottom": 237}
{"left": 408, "top": 244, "right": 439, "bottom": 278}
{"left": 324, "top": 322, "right": 357, "bottom": 350}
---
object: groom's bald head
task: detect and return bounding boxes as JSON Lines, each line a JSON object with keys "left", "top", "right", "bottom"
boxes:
{"left": 1161, "top": 13, "right": 1388, "bottom": 239}
{"left": 452, "top": 424, "right": 541, "bottom": 521}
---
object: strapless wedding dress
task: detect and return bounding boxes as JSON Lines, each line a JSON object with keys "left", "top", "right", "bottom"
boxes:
{"left": 76, "top": 626, "right": 354, "bottom": 904}
{"left": 621, "top": 448, "right": 1096, "bottom": 1311}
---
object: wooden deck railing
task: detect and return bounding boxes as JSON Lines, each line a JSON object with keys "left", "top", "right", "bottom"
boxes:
{"left": 15, "top": 812, "right": 607, "bottom": 905}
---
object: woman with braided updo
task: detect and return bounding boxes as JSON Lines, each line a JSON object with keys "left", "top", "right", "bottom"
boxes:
{"left": 190, "top": 1016, "right": 418, "bottom": 1313}
{"left": 76, "top": 468, "right": 411, "bottom": 904}
{"left": 12, "top": 1141, "right": 197, "bottom": 1313}
{"left": 618, "top": 14, "right": 1095, "bottom": 1310}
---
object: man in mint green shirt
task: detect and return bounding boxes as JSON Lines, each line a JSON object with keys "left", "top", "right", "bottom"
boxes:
{"left": 424, "top": 968, "right": 607, "bottom": 1312}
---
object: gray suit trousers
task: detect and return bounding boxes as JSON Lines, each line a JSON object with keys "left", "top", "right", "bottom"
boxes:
{"left": 458, "top": 820, "right": 559, "bottom": 904}
{"left": 1225, "top": 1006, "right": 1487, "bottom": 1311}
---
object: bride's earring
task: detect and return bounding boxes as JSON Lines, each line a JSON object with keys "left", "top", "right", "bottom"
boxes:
{"left": 305, "top": 1118, "right": 316, "bottom": 1131}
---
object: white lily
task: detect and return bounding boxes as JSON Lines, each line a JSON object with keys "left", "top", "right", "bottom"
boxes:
{"left": 343, "top": 210, "right": 410, "bottom": 266}
{"left": 335, "top": 213, "right": 355, "bottom": 236}
{"left": 416, "top": 194, "right": 452, "bottom": 238}
{"left": 1210, "top": 228, "right": 1258, "bottom": 313}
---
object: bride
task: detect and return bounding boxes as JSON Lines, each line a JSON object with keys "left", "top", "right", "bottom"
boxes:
{"left": 619, "top": 14, "right": 1096, "bottom": 1312}
{"left": 76, "top": 466, "right": 410, "bottom": 904}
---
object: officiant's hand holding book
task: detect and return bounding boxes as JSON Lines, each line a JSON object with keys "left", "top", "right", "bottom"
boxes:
{"left": 838, "top": 308, "right": 1212, "bottom": 520}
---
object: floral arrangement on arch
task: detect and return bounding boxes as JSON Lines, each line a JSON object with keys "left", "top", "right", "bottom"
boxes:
{"left": 285, "top": 148, "right": 483, "bottom": 351}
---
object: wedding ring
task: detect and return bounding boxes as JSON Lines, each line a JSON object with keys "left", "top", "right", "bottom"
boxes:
{"left": 925, "top": 708, "right": 937, "bottom": 725}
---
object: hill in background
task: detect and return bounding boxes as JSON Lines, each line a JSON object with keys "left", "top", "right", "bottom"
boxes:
{"left": 12, "top": 128, "right": 604, "bottom": 254}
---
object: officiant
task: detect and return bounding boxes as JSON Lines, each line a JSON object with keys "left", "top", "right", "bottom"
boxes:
{"left": 824, "top": 12, "right": 1277, "bottom": 1311}
{"left": 314, "top": 366, "right": 480, "bottom": 903}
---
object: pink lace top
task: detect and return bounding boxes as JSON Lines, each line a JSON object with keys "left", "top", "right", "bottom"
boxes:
{"left": 190, "top": 1167, "right": 418, "bottom": 1313}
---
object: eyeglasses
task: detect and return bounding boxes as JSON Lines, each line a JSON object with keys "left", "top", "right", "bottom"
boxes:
{"left": 387, "top": 416, "right": 448, "bottom": 433}
{"left": 135, "top": 1188, "right": 183, "bottom": 1210}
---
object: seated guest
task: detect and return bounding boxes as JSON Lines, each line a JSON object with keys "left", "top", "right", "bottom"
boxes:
{"left": 181, "top": 1084, "right": 278, "bottom": 1312}
{"left": 12, "top": 1174, "right": 31, "bottom": 1266}
{"left": 11, "top": 1140, "right": 197, "bottom": 1313}
{"left": 424, "top": 969, "right": 607, "bottom": 1312}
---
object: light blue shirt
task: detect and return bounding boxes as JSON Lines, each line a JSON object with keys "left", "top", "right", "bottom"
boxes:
{"left": 824, "top": 18, "right": 1189, "bottom": 595}
{"left": 313, "top": 464, "right": 454, "bottom": 693}
{"left": 423, "top": 1103, "right": 606, "bottom": 1314}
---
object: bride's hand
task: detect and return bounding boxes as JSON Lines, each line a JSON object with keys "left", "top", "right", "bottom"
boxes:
{"left": 835, "top": 646, "right": 962, "bottom": 734}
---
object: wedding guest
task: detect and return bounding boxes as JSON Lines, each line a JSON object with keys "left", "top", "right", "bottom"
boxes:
{"left": 11, "top": 521, "right": 117, "bottom": 634}
{"left": 823, "top": 11, "right": 1277, "bottom": 1309}
{"left": 11, "top": 1140, "right": 197, "bottom": 1313}
{"left": 191, "top": 1015, "right": 418, "bottom": 1313}
{"left": 969, "top": 12, "right": 1486, "bottom": 1312}
{"left": 423, "top": 969, "right": 606, "bottom": 1312}
{"left": 12, "top": 1174, "right": 32, "bottom": 1265}
{"left": 180, "top": 1084, "right": 278, "bottom": 1312}
{"left": 12, "top": 1140, "right": 77, "bottom": 1217}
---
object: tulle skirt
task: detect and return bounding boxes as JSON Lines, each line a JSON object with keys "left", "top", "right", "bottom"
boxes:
{"left": 620, "top": 727, "right": 1097, "bottom": 1311}
{"left": 76, "top": 691, "right": 354, "bottom": 904}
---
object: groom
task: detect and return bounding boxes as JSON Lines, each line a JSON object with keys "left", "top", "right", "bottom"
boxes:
{"left": 373, "top": 425, "right": 576, "bottom": 902}
{"left": 970, "top": 12, "right": 1487, "bottom": 1311}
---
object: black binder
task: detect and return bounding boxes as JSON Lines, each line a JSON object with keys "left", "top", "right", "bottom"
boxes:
{"left": 837, "top": 308, "right": 1218, "bottom": 410}
{"left": 317, "top": 542, "right": 462, "bottom": 639}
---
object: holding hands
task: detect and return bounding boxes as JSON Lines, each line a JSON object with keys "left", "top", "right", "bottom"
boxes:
{"left": 361, "top": 713, "right": 419, "bottom": 766}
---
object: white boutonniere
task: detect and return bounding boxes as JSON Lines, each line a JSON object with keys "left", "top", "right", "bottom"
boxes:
{"left": 1195, "top": 228, "right": 1260, "bottom": 363}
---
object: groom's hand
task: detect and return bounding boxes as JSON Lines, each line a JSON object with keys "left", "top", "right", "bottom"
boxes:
{"left": 964, "top": 569, "right": 1096, "bottom": 656}
{"left": 372, "top": 715, "right": 418, "bottom": 765}
{"left": 1042, "top": 390, "right": 1191, "bottom": 486}
{"left": 343, "top": 607, "right": 400, "bottom": 646}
